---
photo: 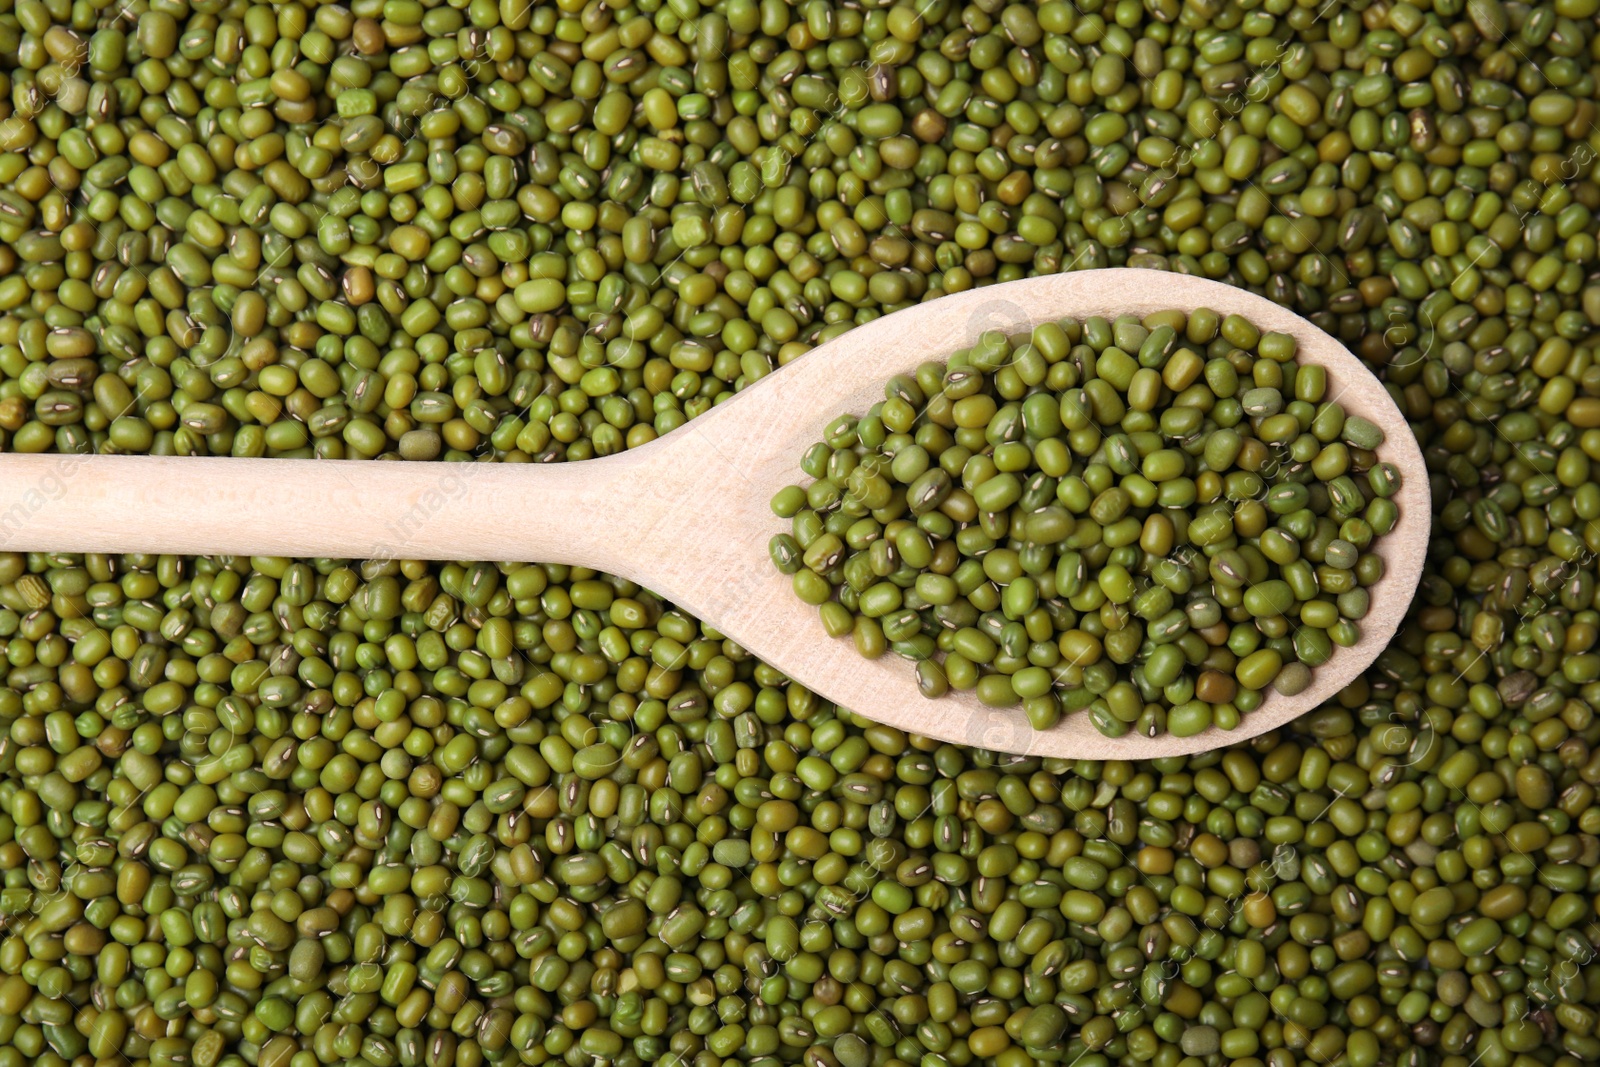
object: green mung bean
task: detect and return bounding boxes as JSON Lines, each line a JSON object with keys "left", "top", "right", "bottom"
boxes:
{"left": 2, "top": 3, "right": 1600, "bottom": 1067}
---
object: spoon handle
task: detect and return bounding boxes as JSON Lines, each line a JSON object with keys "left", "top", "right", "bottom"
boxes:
{"left": 0, "top": 452, "right": 651, "bottom": 566}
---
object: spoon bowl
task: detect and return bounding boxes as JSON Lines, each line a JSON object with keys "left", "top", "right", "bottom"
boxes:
{"left": 0, "top": 269, "right": 1429, "bottom": 758}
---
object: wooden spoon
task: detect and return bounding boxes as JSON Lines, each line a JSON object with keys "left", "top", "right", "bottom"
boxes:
{"left": 0, "top": 269, "right": 1429, "bottom": 758}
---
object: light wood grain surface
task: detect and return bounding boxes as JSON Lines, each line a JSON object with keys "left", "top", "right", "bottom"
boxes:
{"left": 0, "top": 269, "right": 1430, "bottom": 758}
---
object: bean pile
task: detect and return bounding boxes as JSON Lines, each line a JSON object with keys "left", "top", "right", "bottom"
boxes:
{"left": 2, "top": 2, "right": 1600, "bottom": 1067}
{"left": 769, "top": 308, "right": 1403, "bottom": 737}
